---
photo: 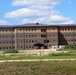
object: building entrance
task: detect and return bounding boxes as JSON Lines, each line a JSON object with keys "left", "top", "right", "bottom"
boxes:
{"left": 34, "top": 43, "right": 47, "bottom": 49}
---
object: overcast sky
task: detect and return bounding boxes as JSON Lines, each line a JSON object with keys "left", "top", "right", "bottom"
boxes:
{"left": 0, "top": 0, "right": 75, "bottom": 25}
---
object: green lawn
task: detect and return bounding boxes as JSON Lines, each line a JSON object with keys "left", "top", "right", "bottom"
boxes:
{"left": 0, "top": 50, "right": 75, "bottom": 60}
{"left": 0, "top": 53, "right": 76, "bottom": 60}
{"left": 0, "top": 61, "right": 76, "bottom": 75}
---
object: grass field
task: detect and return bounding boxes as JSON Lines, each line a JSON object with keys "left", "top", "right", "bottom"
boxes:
{"left": 0, "top": 50, "right": 76, "bottom": 60}
{"left": 0, "top": 47, "right": 76, "bottom": 75}
{"left": 0, "top": 61, "right": 76, "bottom": 75}
{"left": 0, "top": 54, "right": 76, "bottom": 60}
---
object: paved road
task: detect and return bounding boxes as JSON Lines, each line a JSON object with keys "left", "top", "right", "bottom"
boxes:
{"left": 0, "top": 59, "right": 76, "bottom": 63}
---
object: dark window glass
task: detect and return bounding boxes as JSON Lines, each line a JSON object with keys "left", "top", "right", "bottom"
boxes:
{"left": 32, "top": 40, "right": 34, "bottom": 42}
{"left": 41, "top": 34, "right": 46, "bottom": 38}
{"left": 35, "top": 40, "right": 36, "bottom": 42}
{"left": 26, "top": 41, "right": 28, "bottom": 43}
{"left": 26, "top": 35, "right": 27, "bottom": 37}
{"left": 53, "top": 28, "right": 55, "bottom": 30}
{"left": 41, "top": 35, "right": 43, "bottom": 37}
{"left": 20, "top": 29, "right": 22, "bottom": 31}
{"left": 26, "top": 46, "right": 28, "bottom": 48}
{"left": 41, "top": 29, "right": 46, "bottom": 32}
{"left": 35, "top": 29, "right": 36, "bottom": 31}
{"left": 32, "top": 29, "right": 33, "bottom": 31}
{"left": 35, "top": 35, "right": 36, "bottom": 37}
{"left": 3, "top": 47, "right": 5, "bottom": 49}
{"left": 29, "top": 29, "right": 30, "bottom": 31}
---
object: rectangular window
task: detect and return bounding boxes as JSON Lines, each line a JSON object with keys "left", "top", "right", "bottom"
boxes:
{"left": 35, "top": 29, "right": 36, "bottom": 31}
{"left": 44, "top": 40, "right": 49, "bottom": 43}
{"left": 41, "top": 29, "right": 46, "bottom": 32}
{"left": 41, "top": 34, "right": 46, "bottom": 38}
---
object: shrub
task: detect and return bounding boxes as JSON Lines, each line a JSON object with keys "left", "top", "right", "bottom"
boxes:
{"left": 63, "top": 45, "right": 76, "bottom": 50}
{"left": 51, "top": 52, "right": 72, "bottom": 56}
{"left": 4, "top": 50, "right": 19, "bottom": 53}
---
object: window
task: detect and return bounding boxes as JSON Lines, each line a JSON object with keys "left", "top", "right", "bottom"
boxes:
{"left": 20, "top": 41, "right": 22, "bottom": 43}
{"left": 6, "top": 41, "right": 8, "bottom": 43}
{"left": 10, "top": 47, "right": 11, "bottom": 49}
{"left": 2, "top": 30, "right": 4, "bottom": 32}
{"left": 26, "top": 46, "right": 28, "bottom": 48}
{"left": 26, "top": 41, "right": 28, "bottom": 43}
{"left": 13, "top": 36, "right": 14, "bottom": 38}
{"left": 47, "top": 40, "right": 49, "bottom": 43}
{"left": 41, "top": 34, "right": 46, "bottom": 38}
{"left": 20, "top": 29, "right": 22, "bottom": 31}
{"left": 74, "top": 39, "right": 76, "bottom": 41}
{"left": 29, "top": 29, "right": 30, "bottom": 31}
{"left": 53, "top": 34, "right": 55, "bottom": 36}
{"left": 13, "top": 47, "right": 15, "bottom": 49}
{"left": 65, "top": 34, "right": 67, "bottom": 36}
{"left": 20, "top": 46, "right": 22, "bottom": 48}
{"left": 35, "top": 40, "right": 37, "bottom": 42}
{"left": 29, "top": 46, "right": 31, "bottom": 48}
{"left": 68, "top": 34, "right": 70, "bottom": 36}
{"left": 44, "top": 40, "right": 49, "bottom": 43}
{"left": 6, "top": 36, "right": 8, "bottom": 38}
{"left": 44, "top": 34, "right": 46, "bottom": 37}
{"left": 32, "top": 29, "right": 33, "bottom": 31}
{"left": 32, "top": 46, "right": 34, "bottom": 48}
{"left": 71, "top": 29, "right": 72, "bottom": 30}
{"left": 53, "top": 40, "right": 55, "bottom": 41}
{"left": 12, "top": 29, "right": 14, "bottom": 32}
{"left": 41, "top": 35, "right": 43, "bottom": 37}
{"left": 53, "top": 28, "right": 55, "bottom": 30}
{"left": 62, "top": 29, "right": 64, "bottom": 31}
{"left": 9, "top": 36, "right": 11, "bottom": 38}
{"left": 29, "top": 41, "right": 31, "bottom": 43}
{"left": 3, "top": 47, "right": 5, "bottom": 49}
{"left": 3, "top": 41, "right": 4, "bottom": 43}
{"left": 3, "top": 36, "right": 4, "bottom": 38}
{"left": 35, "top": 29, "right": 36, "bottom": 31}
{"left": 74, "top": 34, "right": 75, "bottom": 36}
{"left": 0, "top": 47, "right": 1, "bottom": 49}
{"left": 9, "top": 41, "right": 11, "bottom": 43}
{"left": 65, "top": 29, "right": 67, "bottom": 31}
{"left": 44, "top": 40, "right": 46, "bottom": 43}
{"left": 26, "top": 35, "right": 27, "bottom": 37}
{"left": 32, "top": 40, "right": 34, "bottom": 42}
{"left": 41, "top": 29, "right": 46, "bottom": 32}
{"left": 20, "top": 35, "right": 22, "bottom": 37}
{"left": 68, "top": 29, "right": 70, "bottom": 31}
{"left": 68, "top": 40, "right": 70, "bottom": 41}
{"left": 71, "top": 40, "right": 73, "bottom": 41}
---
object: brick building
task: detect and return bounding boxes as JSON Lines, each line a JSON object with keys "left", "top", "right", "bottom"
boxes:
{"left": 0, "top": 23, "right": 76, "bottom": 50}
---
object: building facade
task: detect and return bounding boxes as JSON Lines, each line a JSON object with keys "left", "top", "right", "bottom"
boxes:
{"left": 0, "top": 23, "right": 76, "bottom": 50}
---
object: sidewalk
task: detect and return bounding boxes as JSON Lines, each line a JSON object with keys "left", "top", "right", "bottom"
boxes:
{"left": 0, "top": 59, "right": 76, "bottom": 63}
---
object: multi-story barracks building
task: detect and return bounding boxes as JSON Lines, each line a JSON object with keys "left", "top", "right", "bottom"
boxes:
{"left": 0, "top": 23, "right": 76, "bottom": 50}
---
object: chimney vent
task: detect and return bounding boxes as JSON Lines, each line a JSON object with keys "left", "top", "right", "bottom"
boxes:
{"left": 36, "top": 23, "right": 39, "bottom": 25}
